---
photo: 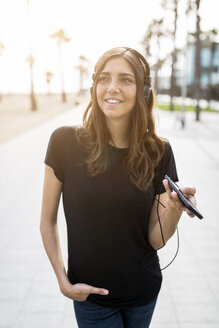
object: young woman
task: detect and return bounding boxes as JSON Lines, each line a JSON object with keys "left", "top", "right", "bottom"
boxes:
{"left": 40, "top": 47, "right": 196, "bottom": 328}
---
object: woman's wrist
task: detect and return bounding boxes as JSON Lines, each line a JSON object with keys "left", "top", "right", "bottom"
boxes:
{"left": 58, "top": 275, "right": 72, "bottom": 292}
{"left": 164, "top": 203, "right": 183, "bottom": 226}
{"left": 60, "top": 281, "right": 74, "bottom": 297}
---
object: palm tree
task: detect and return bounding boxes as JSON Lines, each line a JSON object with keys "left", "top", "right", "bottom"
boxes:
{"left": 26, "top": 0, "right": 37, "bottom": 111}
{"left": 50, "top": 29, "right": 71, "bottom": 102}
{"left": 186, "top": 0, "right": 202, "bottom": 120}
{"left": 141, "top": 26, "right": 152, "bottom": 58}
{"left": 142, "top": 18, "right": 168, "bottom": 92}
{"left": 178, "top": 1, "right": 193, "bottom": 128}
{"left": 26, "top": 54, "right": 37, "bottom": 111}
{"left": 161, "top": 0, "right": 179, "bottom": 111}
{"left": 45, "top": 71, "right": 53, "bottom": 95}
{"left": 194, "top": 0, "right": 201, "bottom": 121}
{"left": 74, "top": 55, "right": 89, "bottom": 95}
{"left": 0, "top": 39, "right": 4, "bottom": 102}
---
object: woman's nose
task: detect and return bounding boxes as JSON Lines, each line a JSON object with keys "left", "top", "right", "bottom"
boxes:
{"left": 107, "top": 80, "right": 120, "bottom": 93}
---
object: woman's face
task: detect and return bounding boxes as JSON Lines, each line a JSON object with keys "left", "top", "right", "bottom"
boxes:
{"left": 96, "top": 57, "right": 137, "bottom": 122}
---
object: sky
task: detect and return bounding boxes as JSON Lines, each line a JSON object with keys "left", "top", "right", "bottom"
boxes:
{"left": 0, "top": 0, "right": 218, "bottom": 94}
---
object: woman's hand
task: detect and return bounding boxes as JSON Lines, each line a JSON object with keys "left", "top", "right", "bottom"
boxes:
{"left": 60, "top": 282, "right": 109, "bottom": 301}
{"left": 163, "top": 179, "right": 197, "bottom": 218}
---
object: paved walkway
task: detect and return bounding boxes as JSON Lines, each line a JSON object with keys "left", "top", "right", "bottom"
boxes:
{"left": 0, "top": 104, "right": 219, "bottom": 328}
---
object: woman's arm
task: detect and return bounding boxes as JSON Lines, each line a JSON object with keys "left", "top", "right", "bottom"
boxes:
{"left": 40, "top": 164, "right": 70, "bottom": 291}
{"left": 148, "top": 179, "right": 196, "bottom": 250}
{"left": 40, "top": 164, "right": 109, "bottom": 301}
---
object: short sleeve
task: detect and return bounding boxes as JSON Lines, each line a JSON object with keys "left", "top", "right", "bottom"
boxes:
{"left": 153, "top": 141, "right": 178, "bottom": 195}
{"left": 44, "top": 127, "right": 66, "bottom": 182}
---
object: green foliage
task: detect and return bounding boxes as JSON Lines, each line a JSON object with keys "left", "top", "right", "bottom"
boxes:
{"left": 158, "top": 103, "right": 219, "bottom": 113}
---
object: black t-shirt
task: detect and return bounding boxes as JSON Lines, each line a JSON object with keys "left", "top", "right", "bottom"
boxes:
{"left": 44, "top": 126, "right": 178, "bottom": 309}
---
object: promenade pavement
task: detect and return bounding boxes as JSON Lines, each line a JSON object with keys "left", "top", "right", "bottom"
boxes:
{"left": 0, "top": 103, "right": 219, "bottom": 328}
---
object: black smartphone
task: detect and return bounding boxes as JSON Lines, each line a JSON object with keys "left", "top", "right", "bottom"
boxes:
{"left": 164, "top": 175, "right": 203, "bottom": 220}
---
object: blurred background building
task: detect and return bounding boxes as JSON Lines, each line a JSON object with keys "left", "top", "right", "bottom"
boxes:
{"left": 159, "top": 41, "right": 219, "bottom": 100}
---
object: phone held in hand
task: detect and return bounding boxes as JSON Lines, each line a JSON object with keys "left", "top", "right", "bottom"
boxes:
{"left": 164, "top": 175, "right": 203, "bottom": 220}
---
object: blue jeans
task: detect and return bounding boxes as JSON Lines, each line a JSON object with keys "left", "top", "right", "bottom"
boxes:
{"left": 73, "top": 297, "right": 157, "bottom": 328}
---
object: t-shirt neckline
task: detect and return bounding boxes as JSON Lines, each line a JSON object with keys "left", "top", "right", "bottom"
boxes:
{"left": 108, "top": 144, "right": 129, "bottom": 151}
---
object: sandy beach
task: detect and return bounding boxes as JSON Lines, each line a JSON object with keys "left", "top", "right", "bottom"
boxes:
{"left": 0, "top": 93, "right": 87, "bottom": 144}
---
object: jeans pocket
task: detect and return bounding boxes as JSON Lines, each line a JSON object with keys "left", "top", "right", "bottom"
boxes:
{"left": 75, "top": 298, "right": 88, "bottom": 304}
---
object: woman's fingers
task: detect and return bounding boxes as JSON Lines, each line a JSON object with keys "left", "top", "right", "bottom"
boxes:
{"left": 163, "top": 180, "right": 183, "bottom": 208}
{"left": 65, "top": 283, "right": 109, "bottom": 302}
{"left": 75, "top": 283, "right": 109, "bottom": 296}
{"left": 87, "top": 285, "right": 109, "bottom": 295}
{"left": 180, "top": 186, "right": 196, "bottom": 196}
{"left": 62, "top": 283, "right": 109, "bottom": 301}
{"left": 162, "top": 179, "right": 173, "bottom": 197}
{"left": 163, "top": 180, "right": 197, "bottom": 214}
{"left": 180, "top": 187, "right": 197, "bottom": 207}
{"left": 170, "top": 191, "right": 185, "bottom": 209}
{"left": 185, "top": 208, "right": 196, "bottom": 218}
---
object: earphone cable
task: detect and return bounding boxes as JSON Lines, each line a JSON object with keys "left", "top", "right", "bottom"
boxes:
{"left": 154, "top": 193, "right": 180, "bottom": 270}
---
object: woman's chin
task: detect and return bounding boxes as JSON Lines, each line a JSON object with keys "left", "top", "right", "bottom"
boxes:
{"left": 104, "top": 111, "right": 121, "bottom": 119}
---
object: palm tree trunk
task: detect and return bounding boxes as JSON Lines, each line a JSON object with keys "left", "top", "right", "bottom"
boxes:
{"left": 154, "top": 37, "right": 161, "bottom": 92}
{"left": 169, "top": 0, "right": 178, "bottom": 111}
{"left": 30, "top": 70, "right": 37, "bottom": 111}
{"left": 47, "top": 81, "right": 51, "bottom": 95}
{"left": 30, "top": 59, "right": 37, "bottom": 111}
{"left": 58, "top": 43, "right": 66, "bottom": 103}
{"left": 194, "top": 0, "right": 201, "bottom": 121}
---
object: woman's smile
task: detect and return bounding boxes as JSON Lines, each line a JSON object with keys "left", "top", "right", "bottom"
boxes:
{"left": 104, "top": 98, "right": 124, "bottom": 105}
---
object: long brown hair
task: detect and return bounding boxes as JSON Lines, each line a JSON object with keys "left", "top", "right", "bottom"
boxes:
{"left": 76, "top": 47, "right": 165, "bottom": 191}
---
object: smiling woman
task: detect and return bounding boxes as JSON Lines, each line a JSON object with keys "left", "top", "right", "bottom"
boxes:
{"left": 78, "top": 47, "right": 161, "bottom": 189}
{"left": 96, "top": 57, "right": 137, "bottom": 124}
{"left": 40, "top": 46, "right": 198, "bottom": 328}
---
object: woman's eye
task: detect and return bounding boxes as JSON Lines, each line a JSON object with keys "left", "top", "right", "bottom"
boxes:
{"left": 98, "top": 77, "right": 108, "bottom": 82}
{"left": 122, "top": 78, "right": 134, "bottom": 83}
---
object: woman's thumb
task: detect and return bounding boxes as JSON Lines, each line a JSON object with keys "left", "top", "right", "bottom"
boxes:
{"left": 89, "top": 286, "right": 109, "bottom": 295}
